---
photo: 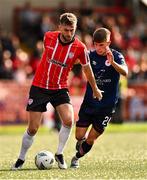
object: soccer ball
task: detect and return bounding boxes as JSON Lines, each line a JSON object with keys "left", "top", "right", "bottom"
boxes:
{"left": 35, "top": 150, "right": 55, "bottom": 170}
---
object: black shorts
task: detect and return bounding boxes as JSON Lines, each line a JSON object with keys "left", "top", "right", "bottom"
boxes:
{"left": 26, "top": 85, "right": 71, "bottom": 112}
{"left": 76, "top": 108, "right": 113, "bottom": 134}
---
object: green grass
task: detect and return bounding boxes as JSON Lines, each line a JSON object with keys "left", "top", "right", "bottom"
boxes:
{"left": 0, "top": 123, "right": 147, "bottom": 179}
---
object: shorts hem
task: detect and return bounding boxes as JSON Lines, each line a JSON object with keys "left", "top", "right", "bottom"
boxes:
{"left": 76, "top": 124, "right": 89, "bottom": 128}
{"left": 26, "top": 108, "right": 46, "bottom": 112}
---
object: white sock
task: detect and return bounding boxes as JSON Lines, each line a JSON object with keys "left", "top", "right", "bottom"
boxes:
{"left": 18, "top": 131, "right": 34, "bottom": 161}
{"left": 56, "top": 125, "right": 72, "bottom": 155}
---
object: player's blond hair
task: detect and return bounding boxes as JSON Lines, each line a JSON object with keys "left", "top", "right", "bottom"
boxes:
{"left": 59, "top": 13, "right": 77, "bottom": 26}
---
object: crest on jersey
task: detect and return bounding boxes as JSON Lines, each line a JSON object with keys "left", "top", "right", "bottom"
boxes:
{"left": 92, "top": 61, "right": 96, "bottom": 65}
{"left": 68, "top": 52, "right": 74, "bottom": 59}
{"left": 105, "top": 60, "right": 111, "bottom": 66}
{"left": 28, "top": 98, "right": 33, "bottom": 105}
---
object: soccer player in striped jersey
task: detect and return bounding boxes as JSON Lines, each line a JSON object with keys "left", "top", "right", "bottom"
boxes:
{"left": 12, "top": 13, "right": 103, "bottom": 170}
{"left": 70, "top": 28, "right": 128, "bottom": 168}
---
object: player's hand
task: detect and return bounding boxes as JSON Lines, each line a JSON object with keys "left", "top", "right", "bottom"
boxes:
{"left": 106, "top": 47, "right": 114, "bottom": 64}
{"left": 93, "top": 87, "right": 104, "bottom": 101}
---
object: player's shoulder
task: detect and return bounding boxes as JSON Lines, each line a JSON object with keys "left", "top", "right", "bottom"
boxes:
{"left": 45, "top": 31, "right": 59, "bottom": 39}
{"left": 88, "top": 49, "right": 97, "bottom": 58}
{"left": 88, "top": 49, "right": 96, "bottom": 54}
{"left": 111, "top": 48, "right": 124, "bottom": 59}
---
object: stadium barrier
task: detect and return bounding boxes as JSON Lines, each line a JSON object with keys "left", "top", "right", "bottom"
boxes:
{"left": 0, "top": 80, "right": 146, "bottom": 124}
{"left": 123, "top": 83, "right": 147, "bottom": 121}
{"left": 0, "top": 80, "right": 83, "bottom": 125}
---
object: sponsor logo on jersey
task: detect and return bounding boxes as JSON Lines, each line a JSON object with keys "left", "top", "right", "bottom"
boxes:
{"left": 96, "top": 79, "right": 111, "bottom": 85}
{"left": 68, "top": 52, "right": 74, "bottom": 59}
{"left": 105, "top": 60, "right": 111, "bottom": 66}
{"left": 28, "top": 98, "right": 33, "bottom": 105}
{"left": 50, "top": 59, "right": 67, "bottom": 67}
{"left": 95, "top": 69, "right": 105, "bottom": 78}
{"left": 95, "top": 70, "right": 111, "bottom": 85}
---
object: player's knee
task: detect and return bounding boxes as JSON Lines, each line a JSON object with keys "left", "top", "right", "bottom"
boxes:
{"left": 75, "top": 134, "right": 84, "bottom": 141}
{"left": 63, "top": 117, "right": 73, "bottom": 127}
{"left": 28, "top": 127, "right": 38, "bottom": 136}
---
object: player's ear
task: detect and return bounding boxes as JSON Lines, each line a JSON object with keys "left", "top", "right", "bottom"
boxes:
{"left": 58, "top": 24, "right": 62, "bottom": 30}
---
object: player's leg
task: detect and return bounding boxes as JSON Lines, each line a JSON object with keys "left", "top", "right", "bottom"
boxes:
{"left": 76, "top": 112, "right": 112, "bottom": 158}
{"left": 75, "top": 126, "right": 88, "bottom": 150}
{"left": 56, "top": 103, "right": 74, "bottom": 154}
{"left": 74, "top": 127, "right": 101, "bottom": 165}
{"left": 71, "top": 127, "right": 102, "bottom": 168}
{"left": 70, "top": 108, "right": 92, "bottom": 168}
{"left": 70, "top": 126, "right": 88, "bottom": 168}
{"left": 20, "top": 111, "right": 43, "bottom": 159}
{"left": 12, "top": 111, "right": 42, "bottom": 170}
{"left": 74, "top": 108, "right": 92, "bottom": 151}
{"left": 80, "top": 126, "right": 102, "bottom": 154}
{"left": 71, "top": 113, "right": 112, "bottom": 168}
{"left": 55, "top": 103, "right": 74, "bottom": 169}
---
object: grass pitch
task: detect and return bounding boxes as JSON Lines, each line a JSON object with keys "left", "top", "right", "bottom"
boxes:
{"left": 0, "top": 123, "right": 147, "bottom": 179}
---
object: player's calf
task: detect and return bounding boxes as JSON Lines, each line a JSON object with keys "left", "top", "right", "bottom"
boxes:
{"left": 71, "top": 141, "right": 93, "bottom": 168}
{"left": 76, "top": 141, "right": 93, "bottom": 158}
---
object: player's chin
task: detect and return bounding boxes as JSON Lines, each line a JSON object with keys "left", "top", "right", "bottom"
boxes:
{"left": 96, "top": 50, "right": 105, "bottom": 56}
{"left": 100, "top": 51, "right": 106, "bottom": 56}
{"left": 65, "top": 37, "right": 72, "bottom": 42}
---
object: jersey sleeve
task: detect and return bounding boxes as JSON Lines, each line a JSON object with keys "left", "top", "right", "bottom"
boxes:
{"left": 78, "top": 46, "right": 90, "bottom": 66}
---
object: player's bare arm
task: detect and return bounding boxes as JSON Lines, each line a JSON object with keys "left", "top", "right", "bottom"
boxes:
{"left": 82, "top": 64, "right": 103, "bottom": 100}
{"left": 106, "top": 48, "right": 128, "bottom": 77}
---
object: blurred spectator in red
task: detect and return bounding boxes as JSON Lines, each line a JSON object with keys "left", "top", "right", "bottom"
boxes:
{"left": 68, "top": 63, "right": 86, "bottom": 96}
{"left": 130, "top": 52, "right": 147, "bottom": 83}
{"left": 127, "top": 31, "right": 143, "bottom": 50}
{"left": 13, "top": 49, "right": 32, "bottom": 83}
{"left": 125, "top": 47, "right": 137, "bottom": 72}
{"left": 30, "top": 40, "right": 43, "bottom": 73}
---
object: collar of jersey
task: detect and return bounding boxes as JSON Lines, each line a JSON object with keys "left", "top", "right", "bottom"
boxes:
{"left": 58, "top": 33, "right": 75, "bottom": 46}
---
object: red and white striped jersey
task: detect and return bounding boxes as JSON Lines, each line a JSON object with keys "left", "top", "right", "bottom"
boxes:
{"left": 32, "top": 31, "right": 89, "bottom": 89}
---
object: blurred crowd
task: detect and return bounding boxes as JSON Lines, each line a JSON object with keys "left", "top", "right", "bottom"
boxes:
{"left": 0, "top": 0, "right": 147, "bottom": 122}
{"left": 0, "top": 1, "right": 147, "bottom": 90}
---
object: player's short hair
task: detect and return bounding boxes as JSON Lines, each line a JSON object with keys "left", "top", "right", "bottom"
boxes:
{"left": 93, "top": 28, "right": 111, "bottom": 43}
{"left": 59, "top": 13, "right": 77, "bottom": 26}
